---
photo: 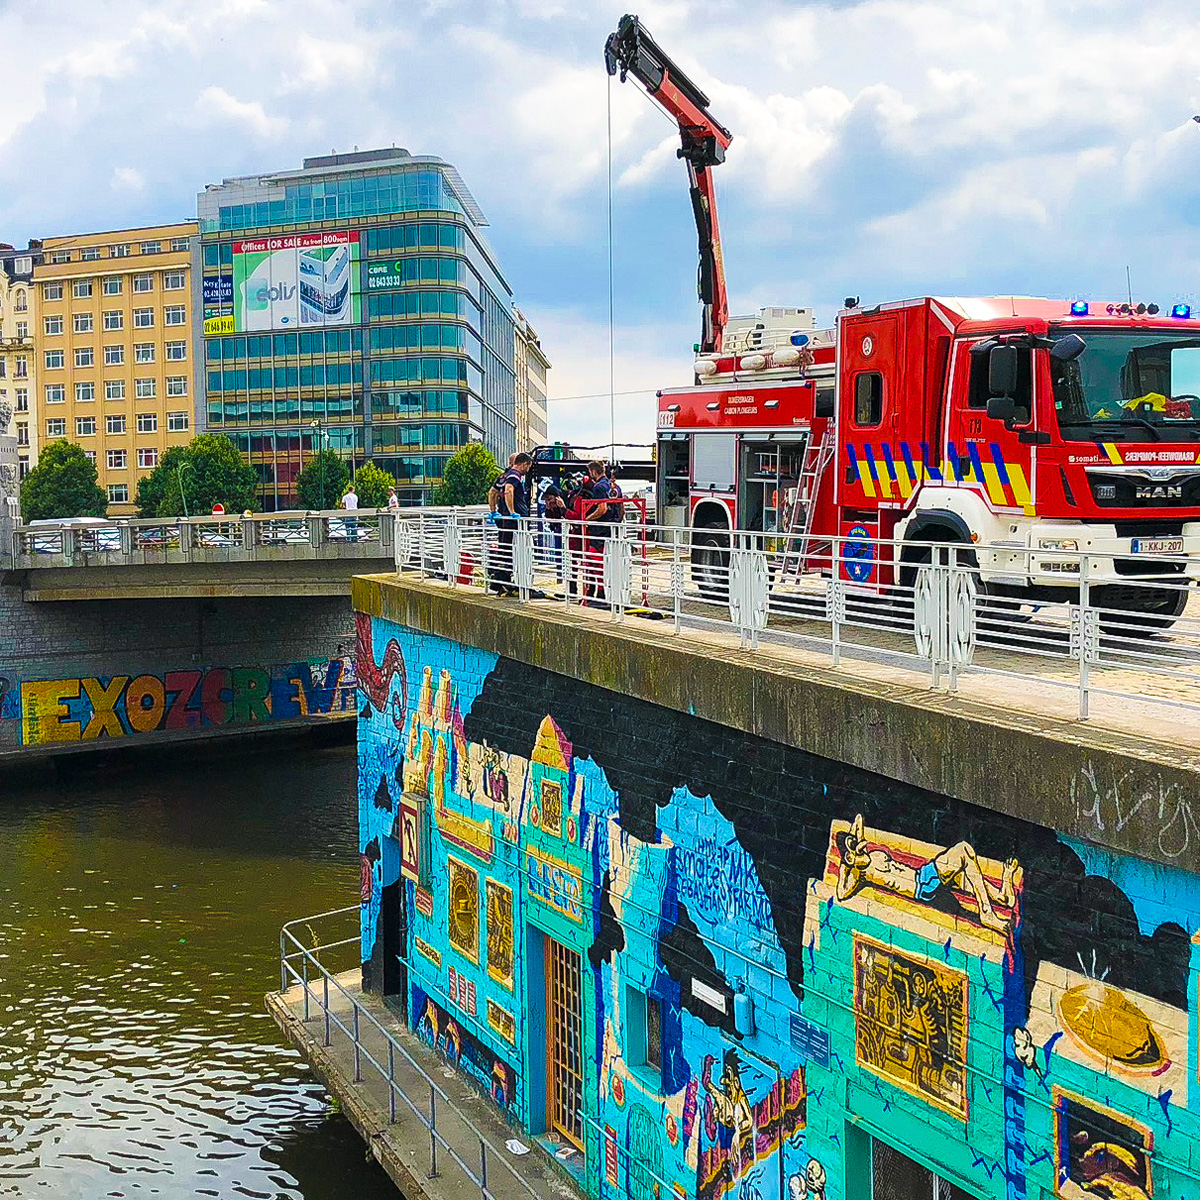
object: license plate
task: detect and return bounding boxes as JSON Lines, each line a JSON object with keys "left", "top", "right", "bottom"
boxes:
{"left": 1132, "top": 537, "right": 1184, "bottom": 554}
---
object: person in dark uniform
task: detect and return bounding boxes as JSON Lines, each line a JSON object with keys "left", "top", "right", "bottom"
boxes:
{"left": 490, "top": 452, "right": 532, "bottom": 593}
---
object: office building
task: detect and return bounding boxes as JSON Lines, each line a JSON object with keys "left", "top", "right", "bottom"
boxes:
{"left": 32, "top": 223, "right": 198, "bottom": 514}
{"left": 0, "top": 243, "right": 39, "bottom": 479}
{"left": 513, "top": 306, "right": 550, "bottom": 448}
{"left": 196, "top": 148, "right": 518, "bottom": 507}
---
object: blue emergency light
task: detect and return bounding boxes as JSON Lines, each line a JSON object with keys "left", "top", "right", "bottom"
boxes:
{"left": 790, "top": 332, "right": 810, "bottom": 347}
{"left": 1070, "top": 300, "right": 1089, "bottom": 315}
{"left": 1171, "top": 303, "right": 1193, "bottom": 319}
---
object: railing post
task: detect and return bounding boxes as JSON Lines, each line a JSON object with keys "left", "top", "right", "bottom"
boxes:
{"left": 379, "top": 511, "right": 395, "bottom": 552}
{"left": 672, "top": 527, "right": 682, "bottom": 633}
{"left": 353, "top": 1005, "right": 361, "bottom": 1081}
{"left": 387, "top": 1042, "right": 396, "bottom": 1122}
{"left": 280, "top": 931, "right": 287, "bottom": 993}
{"left": 323, "top": 973, "right": 330, "bottom": 1047}
{"left": 428, "top": 1083, "right": 438, "bottom": 1177}
{"left": 1078, "top": 553, "right": 1091, "bottom": 721}
{"left": 479, "top": 1136, "right": 488, "bottom": 1199}
{"left": 242, "top": 515, "right": 258, "bottom": 554}
{"left": 302, "top": 954, "right": 310, "bottom": 1021}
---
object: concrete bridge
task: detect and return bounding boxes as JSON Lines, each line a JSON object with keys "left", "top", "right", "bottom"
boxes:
{"left": 291, "top": 537, "right": 1200, "bottom": 1200}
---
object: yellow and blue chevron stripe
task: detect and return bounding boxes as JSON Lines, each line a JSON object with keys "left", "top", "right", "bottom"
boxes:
{"left": 845, "top": 441, "right": 1034, "bottom": 514}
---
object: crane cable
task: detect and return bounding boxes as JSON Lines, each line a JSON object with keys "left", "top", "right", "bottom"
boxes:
{"left": 606, "top": 69, "right": 616, "bottom": 462}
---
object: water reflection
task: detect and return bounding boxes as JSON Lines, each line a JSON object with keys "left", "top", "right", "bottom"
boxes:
{"left": 0, "top": 744, "right": 397, "bottom": 1198}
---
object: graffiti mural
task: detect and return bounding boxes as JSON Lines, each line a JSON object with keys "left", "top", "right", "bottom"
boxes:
{"left": 17, "top": 656, "right": 355, "bottom": 745}
{"left": 357, "top": 614, "right": 1200, "bottom": 1200}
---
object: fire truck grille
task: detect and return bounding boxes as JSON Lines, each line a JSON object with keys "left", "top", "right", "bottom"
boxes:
{"left": 1086, "top": 471, "right": 1200, "bottom": 508}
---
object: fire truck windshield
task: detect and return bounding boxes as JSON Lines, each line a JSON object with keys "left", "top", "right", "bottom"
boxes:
{"left": 1050, "top": 328, "right": 1200, "bottom": 443}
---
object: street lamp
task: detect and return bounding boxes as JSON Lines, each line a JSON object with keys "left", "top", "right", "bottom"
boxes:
{"left": 310, "top": 419, "right": 330, "bottom": 509}
{"left": 176, "top": 460, "right": 193, "bottom": 519}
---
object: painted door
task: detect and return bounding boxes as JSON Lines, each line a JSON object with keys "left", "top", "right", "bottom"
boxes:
{"left": 547, "top": 936, "right": 584, "bottom": 1150}
{"left": 871, "top": 1138, "right": 973, "bottom": 1200}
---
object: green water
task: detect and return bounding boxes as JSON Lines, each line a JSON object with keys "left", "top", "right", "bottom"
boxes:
{"left": 0, "top": 744, "right": 398, "bottom": 1199}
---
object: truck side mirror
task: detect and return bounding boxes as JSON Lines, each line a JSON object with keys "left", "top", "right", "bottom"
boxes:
{"left": 1050, "top": 333, "right": 1086, "bottom": 362}
{"left": 988, "top": 344, "right": 1019, "bottom": 396}
{"left": 986, "top": 394, "right": 1016, "bottom": 423}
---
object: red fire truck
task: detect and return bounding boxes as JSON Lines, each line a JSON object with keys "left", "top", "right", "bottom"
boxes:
{"left": 607, "top": 15, "right": 1200, "bottom": 625}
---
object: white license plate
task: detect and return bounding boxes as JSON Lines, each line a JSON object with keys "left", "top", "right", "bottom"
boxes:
{"left": 1132, "top": 537, "right": 1184, "bottom": 554}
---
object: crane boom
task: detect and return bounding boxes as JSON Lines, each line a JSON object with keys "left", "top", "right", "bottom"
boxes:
{"left": 605, "top": 14, "right": 733, "bottom": 355}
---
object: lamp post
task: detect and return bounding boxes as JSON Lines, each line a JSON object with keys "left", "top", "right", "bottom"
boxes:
{"left": 310, "top": 419, "right": 330, "bottom": 508}
{"left": 176, "top": 460, "right": 192, "bottom": 519}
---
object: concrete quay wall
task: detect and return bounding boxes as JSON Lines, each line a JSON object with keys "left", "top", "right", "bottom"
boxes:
{"left": 1, "top": 581, "right": 357, "bottom": 762}
{"left": 350, "top": 573, "right": 1200, "bottom": 1200}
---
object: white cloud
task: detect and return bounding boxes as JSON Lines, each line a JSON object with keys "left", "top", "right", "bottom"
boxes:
{"left": 195, "top": 86, "right": 289, "bottom": 139}
{"left": 110, "top": 166, "right": 146, "bottom": 192}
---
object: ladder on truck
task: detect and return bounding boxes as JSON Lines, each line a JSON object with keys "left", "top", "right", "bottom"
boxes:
{"left": 778, "top": 427, "right": 835, "bottom": 580}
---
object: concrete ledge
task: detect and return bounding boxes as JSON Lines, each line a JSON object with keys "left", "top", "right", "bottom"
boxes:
{"left": 353, "top": 573, "right": 1200, "bottom": 876}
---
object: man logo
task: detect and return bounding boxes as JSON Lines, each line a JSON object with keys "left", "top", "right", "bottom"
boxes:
{"left": 1135, "top": 484, "right": 1183, "bottom": 500}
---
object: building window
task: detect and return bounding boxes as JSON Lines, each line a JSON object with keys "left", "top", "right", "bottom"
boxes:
{"left": 45, "top": 350, "right": 64, "bottom": 369}
{"left": 110, "top": 244, "right": 130, "bottom": 258}
{"left": 104, "top": 345, "right": 125, "bottom": 366}
{"left": 49, "top": 251, "right": 71, "bottom": 264}
{"left": 137, "top": 413, "right": 158, "bottom": 434}
{"left": 853, "top": 372, "right": 884, "bottom": 428}
{"left": 76, "top": 416, "right": 96, "bottom": 437}
{"left": 14, "top": 355, "right": 27, "bottom": 378}
{"left": 133, "top": 308, "right": 154, "bottom": 328}
{"left": 81, "top": 247, "right": 101, "bottom": 261}
{"left": 137, "top": 447, "right": 158, "bottom": 469}
{"left": 45, "top": 385, "right": 65, "bottom": 404}
{"left": 170, "top": 237, "right": 190, "bottom": 253}
{"left": 107, "top": 414, "right": 127, "bottom": 435}
{"left": 46, "top": 418, "right": 66, "bottom": 437}
{"left": 165, "top": 340, "right": 186, "bottom": 361}
{"left": 74, "top": 347, "right": 94, "bottom": 368}
{"left": 164, "top": 270, "right": 186, "bottom": 291}
{"left": 626, "top": 987, "right": 663, "bottom": 1083}
{"left": 43, "top": 282, "right": 63, "bottom": 301}
{"left": 15, "top": 388, "right": 28, "bottom": 412}
{"left": 105, "top": 380, "right": 126, "bottom": 401}
{"left": 84, "top": 450, "right": 97, "bottom": 464}
{"left": 75, "top": 382, "right": 95, "bottom": 403}
{"left": 74, "top": 312, "right": 94, "bottom": 333}
{"left": 132, "top": 274, "right": 153, "bottom": 293}
{"left": 103, "top": 311, "right": 124, "bottom": 331}
{"left": 167, "top": 411, "right": 189, "bottom": 432}
{"left": 14, "top": 289, "right": 26, "bottom": 312}
{"left": 140, "top": 241, "right": 161, "bottom": 254}
{"left": 108, "top": 484, "right": 129, "bottom": 503}
{"left": 44, "top": 315, "right": 63, "bottom": 335}
{"left": 166, "top": 376, "right": 187, "bottom": 397}
{"left": 15, "top": 321, "right": 27, "bottom": 340}
{"left": 16, "top": 421, "right": 28, "bottom": 446}
{"left": 73, "top": 280, "right": 93, "bottom": 298}
{"left": 134, "top": 342, "right": 155, "bottom": 362}
{"left": 135, "top": 378, "right": 156, "bottom": 399}
{"left": 164, "top": 305, "right": 186, "bottom": 325}
{"left": 103, "top": 277, "right": 123, "bottom": 295}
{"left": 870, "top": 1139, "right": 973, "bottom": 1200}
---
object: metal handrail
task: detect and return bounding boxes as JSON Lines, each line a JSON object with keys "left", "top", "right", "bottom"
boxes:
{"left": 394, "top": 510, "right": 1200, "bottom": 724}
{"left": 277, "top": 907, "right": 547, "bottom": 1200}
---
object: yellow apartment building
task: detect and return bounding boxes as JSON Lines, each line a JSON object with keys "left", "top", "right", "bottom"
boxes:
{"left": 33, "top": 221, "right": 197, "bottom": 514}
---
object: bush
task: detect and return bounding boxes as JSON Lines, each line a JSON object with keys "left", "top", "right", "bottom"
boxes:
{"left": 430, "top": 443, "right": 500, "bottom": 506}
{"left": 19, "top": 441, "right": 108, "bottom": 521}
{"left": 296, "top": 449, "right": 350, "bottom": 510}
{"left": 352, "top": 462, "right": 396, "bottom": 508}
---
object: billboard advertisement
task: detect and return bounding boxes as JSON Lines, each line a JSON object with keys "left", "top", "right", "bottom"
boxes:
{"left": 232, "top": 231, "right": 361, "bottom": 331}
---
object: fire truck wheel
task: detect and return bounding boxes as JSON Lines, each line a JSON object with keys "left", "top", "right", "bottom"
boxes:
{"left": 1096, "top": 584, "right": 1188, "bottom": 635}
{"left": 691, "top": 531, "right": 730, "bottom": 601}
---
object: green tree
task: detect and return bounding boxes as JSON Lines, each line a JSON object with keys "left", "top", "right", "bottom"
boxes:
{"left": 296, "top": 449, "right": 350, "bottom": 510}
{"left": 19, "top": 440, "right": 108, "bottom": 521}
{"left": 352, "top": 462, "right": 395, "bottom": 508}
{"left": 135, "top": 435, "right": 258, "bottom": 517}
{"left": 430, "top": 443, "right": 499, "bottom": 506}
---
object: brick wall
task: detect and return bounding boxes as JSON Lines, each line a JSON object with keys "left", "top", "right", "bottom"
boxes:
{"left": 0, "top": 583, "right": 357, "bottom": 754}
{"left": 358, "top": 615, "right": 1200, "bottom": 1200}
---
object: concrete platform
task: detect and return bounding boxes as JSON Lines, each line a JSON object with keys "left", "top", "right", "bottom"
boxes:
{"left": 353, "top": 572, "right": 1200, "bottom": 876}
{"left": 267, "top": 972, "right": 584, "bottom": 1200}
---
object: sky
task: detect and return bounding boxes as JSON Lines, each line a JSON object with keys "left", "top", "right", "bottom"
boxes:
{"left": 1, "top": 0, "right": 1199, "bottom": 449}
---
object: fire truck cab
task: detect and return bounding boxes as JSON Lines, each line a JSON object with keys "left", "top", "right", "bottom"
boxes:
{"left": 658, "top": 297, "right": 1200, "bottom": 622}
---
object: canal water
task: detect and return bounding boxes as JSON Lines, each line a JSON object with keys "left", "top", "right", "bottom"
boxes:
{"left": 0, "top": 742, "right": 398, "bottom": 1199}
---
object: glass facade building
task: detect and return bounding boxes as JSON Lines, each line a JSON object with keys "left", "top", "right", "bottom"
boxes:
{"left": 196, "top": 149, "right": 517, "bottom": 507}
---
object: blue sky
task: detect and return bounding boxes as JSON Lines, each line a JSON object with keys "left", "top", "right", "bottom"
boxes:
{"left": 2, "top": 0, "right": 1198, "bottom": 446}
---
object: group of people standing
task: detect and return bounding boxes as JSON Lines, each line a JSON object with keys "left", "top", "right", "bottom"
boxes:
{"left": 487, "top": 453, "right": 623, "bottom": 599}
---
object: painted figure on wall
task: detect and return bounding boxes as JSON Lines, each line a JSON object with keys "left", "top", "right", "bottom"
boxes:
{"left": 835, "top": 813, "right": 1021, "bottom": 934}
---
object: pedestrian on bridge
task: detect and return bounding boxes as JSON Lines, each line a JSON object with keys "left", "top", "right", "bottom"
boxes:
{"left": 342, "top": 485, "right": 359, "bottom": 542}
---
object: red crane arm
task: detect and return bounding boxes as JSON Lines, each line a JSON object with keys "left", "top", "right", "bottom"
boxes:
{"left": 605, "top": 14, "right": 733, "bottom": 355}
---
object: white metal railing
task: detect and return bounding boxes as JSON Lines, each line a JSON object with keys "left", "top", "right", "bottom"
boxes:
{"left": 394, "top": 511, "right": 1200, "bottom": 722}
{"left": 279, "top": 907, "right": 548, "bottom": 1200}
